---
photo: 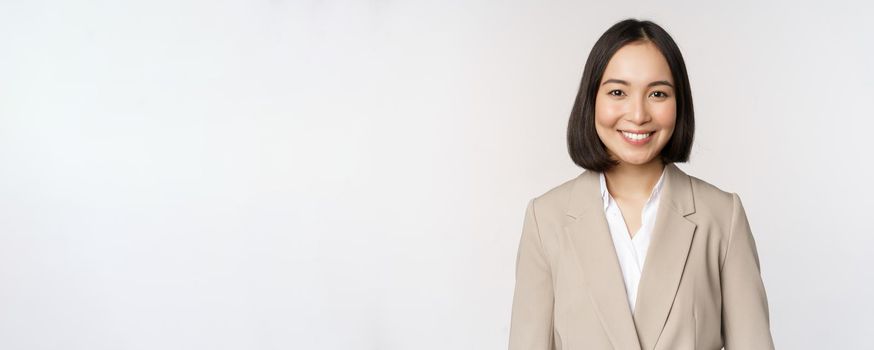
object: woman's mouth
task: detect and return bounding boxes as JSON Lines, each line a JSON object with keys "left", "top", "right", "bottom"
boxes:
{"left": 618, "top": 130, "right": 654, "bottom": 145}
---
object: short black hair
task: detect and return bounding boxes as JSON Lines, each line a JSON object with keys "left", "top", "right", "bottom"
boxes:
{"left": 567, "top": 18, "right": 694, "bottom": 172}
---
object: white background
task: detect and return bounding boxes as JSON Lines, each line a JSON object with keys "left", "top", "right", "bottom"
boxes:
{"left": 1, "top": 0, "right": 872, "bottom": 349}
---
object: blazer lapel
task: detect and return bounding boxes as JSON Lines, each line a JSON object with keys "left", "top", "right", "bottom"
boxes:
{"left": 632, "top": 163, "right": 697, "bottom": 350}
{"left": 563, "top": 168, "right": 641, "bottom": 350}
{"left": 562, "top": 163, "right": 697, "bottom": 350}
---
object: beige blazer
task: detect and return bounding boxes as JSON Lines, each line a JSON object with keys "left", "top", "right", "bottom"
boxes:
{"left": 509, "top": 163, "right": 774, "bottom": 350}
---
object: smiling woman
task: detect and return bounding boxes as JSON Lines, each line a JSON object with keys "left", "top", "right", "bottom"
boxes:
{"left": 595, "top": 41, "right": 678, "bottom": 166}
{"left": 567, "top": 20, "right": 694, "bottom": 174}
{"left": 509, "top": 19, "right": 775, "bottom": 350}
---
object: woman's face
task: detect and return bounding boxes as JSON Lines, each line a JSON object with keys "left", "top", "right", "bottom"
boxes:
{"left": 595, "top": 40, "right": 676, "bottom": 168}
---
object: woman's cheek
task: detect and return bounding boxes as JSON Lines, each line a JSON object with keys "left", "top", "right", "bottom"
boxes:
{"left": 599, "top": 101, "right": 626, "bottom": 119}
{"left": 651, "top": 101, "right": 677, "bottom": 121}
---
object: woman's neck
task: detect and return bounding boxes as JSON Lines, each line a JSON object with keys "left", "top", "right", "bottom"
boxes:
{"left": 603, "top": 160, "right": 665, "bottom": 201}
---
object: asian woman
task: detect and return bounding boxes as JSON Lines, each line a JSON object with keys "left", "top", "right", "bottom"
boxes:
{"left": 508, "top": 18, "right": 775, "bottom": 350}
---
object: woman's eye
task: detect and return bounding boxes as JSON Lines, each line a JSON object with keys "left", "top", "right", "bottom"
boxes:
{"left": 608, "top": 90, "right": 625, "bottom": 97}
{"left": 650, "top": 91, "right": 669, "bottom": 98}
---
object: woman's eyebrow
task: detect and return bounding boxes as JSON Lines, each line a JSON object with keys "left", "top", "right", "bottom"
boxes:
{"left": 601, "top": 78, "right": 674, "bottom": 88}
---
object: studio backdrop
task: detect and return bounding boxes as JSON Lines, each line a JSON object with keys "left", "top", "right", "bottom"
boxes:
{"left": 0, "top": 0, "right": 872, "bottom": 349}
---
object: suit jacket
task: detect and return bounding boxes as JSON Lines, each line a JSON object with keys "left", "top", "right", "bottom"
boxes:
{"left": 508, "top": 163, "right": 774, "bottom": 350}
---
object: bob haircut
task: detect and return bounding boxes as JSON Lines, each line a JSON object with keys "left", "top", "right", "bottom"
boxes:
{"left": 567, "top": 18, "right": 694, "bottom": 172}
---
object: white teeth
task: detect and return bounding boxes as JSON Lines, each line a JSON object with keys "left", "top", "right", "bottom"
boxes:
{"left": 621, "top": 131, "right": 652, "bottom": 140}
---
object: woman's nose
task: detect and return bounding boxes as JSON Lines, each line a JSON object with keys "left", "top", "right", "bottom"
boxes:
{"left": 627, "top": 96, "right": 651, "bottom": 124}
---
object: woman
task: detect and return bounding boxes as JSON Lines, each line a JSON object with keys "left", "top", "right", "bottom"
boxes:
{"left": 508, "top": 19, "right": 775, "bottom": 350}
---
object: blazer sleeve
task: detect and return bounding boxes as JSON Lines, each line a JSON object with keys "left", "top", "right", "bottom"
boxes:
{"left": 720, "top": 193, "right": 776, "bottom": 349}
{"left": 508, "top": 198, "right": 555, "bottom": 350}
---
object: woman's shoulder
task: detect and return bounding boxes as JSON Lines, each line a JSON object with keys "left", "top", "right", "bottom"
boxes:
{"left": 525, "top": 171, "right": 587, "bottom": 224}
{"left": 682, "top": 170, "right": 748, "bottom": 225}
{"left": 685, "top": 171, "right": 738, "bottom": 207}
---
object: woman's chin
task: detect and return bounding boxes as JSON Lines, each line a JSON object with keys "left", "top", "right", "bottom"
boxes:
{"left": 616, "top": 154, "right": 658, "bottom": 166}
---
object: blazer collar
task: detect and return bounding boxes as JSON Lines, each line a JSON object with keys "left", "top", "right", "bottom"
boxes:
{"left": 562, "top": 163, "right": 697, "bottom": 350}
{"left": 571, "top": 162, "right": 694, "bottom": 219}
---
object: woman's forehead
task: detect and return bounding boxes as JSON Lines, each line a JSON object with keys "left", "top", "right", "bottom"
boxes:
{"left": 602, "top": 42, "right": 673, "bottom": 85}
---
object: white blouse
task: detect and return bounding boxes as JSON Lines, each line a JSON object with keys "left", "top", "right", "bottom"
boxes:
{"left": 598, "top": 166, "right": 667, "bottom": 314}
